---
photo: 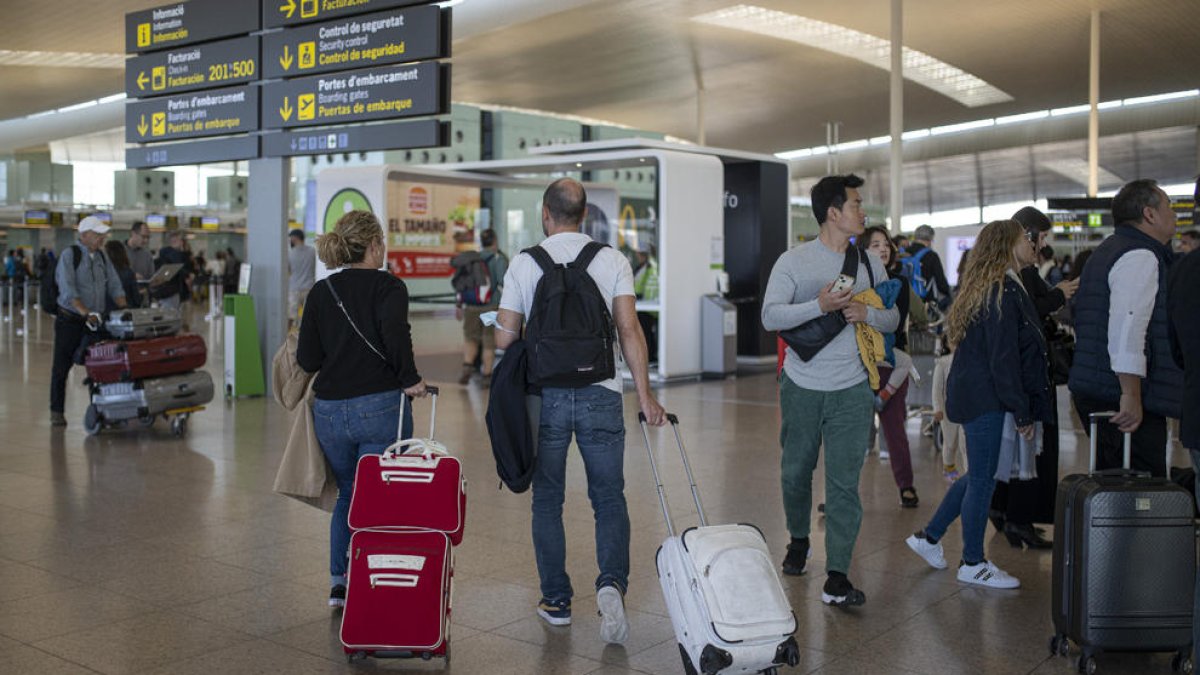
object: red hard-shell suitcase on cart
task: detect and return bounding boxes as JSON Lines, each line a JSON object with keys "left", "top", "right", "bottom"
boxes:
{"left": 341, "top": 529, "right": 453, "bottom": 661}
{"left": 85, "top": 334, "right": 207, "bottom": 383}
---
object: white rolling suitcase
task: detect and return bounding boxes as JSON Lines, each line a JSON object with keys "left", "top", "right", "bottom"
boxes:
{"left": 639, "top": 413, "right": 800, "bottom": 675}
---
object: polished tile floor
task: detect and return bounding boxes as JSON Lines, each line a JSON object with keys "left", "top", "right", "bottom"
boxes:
{"left": 0, "top": 304, "right": 1191, "bottom": 674}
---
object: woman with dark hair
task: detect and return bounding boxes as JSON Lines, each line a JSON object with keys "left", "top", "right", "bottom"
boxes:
{"left": 858, "top": 225, "right": 919, "bottom": 507}
{"left": 105, "top": 240, "right": 141, "bottom": 309}
{"left": 905, "top": 219, "right": 1052, "bottom": 588}
{"left": 297, "top": 210, "right": 427, "bottom": 610}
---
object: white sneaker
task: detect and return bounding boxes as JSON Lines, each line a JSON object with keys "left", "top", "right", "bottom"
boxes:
{"left": 905, "top": 534, "right": 947, "bottom": 570}
{"left": 596, "top": 586, "right": 629, "bottom": 644}
{"left": 878, "top": 450, "right": 890, "bottom": 460}
{"left": 957, "top": 560, "right": 1020, "bottom": 589}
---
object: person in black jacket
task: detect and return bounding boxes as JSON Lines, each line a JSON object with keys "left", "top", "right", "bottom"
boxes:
{"left": 904, "top": 219, "right": 1052, "bottom": 589}
{"left": 1168, "top": 242, "right": 1200, "bottom": 665}
{"left": 297, "top": 209, "right": 428, "bottom": 610}
{"left": 104, "top": 241, "right": 142, "bottom": 310}
{"left": 988, "top": 207, "right": 1078, "bottom": 549}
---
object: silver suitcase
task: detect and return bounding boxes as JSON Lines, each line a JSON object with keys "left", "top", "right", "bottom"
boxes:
{"left": 106, "top": 307, "right": 181, "bottom": 339}
{"left": 639, "top": 414, "right": 800, "bottom": 675}
{"left": 93, "top": 371, "right": 214, "bottom": 420}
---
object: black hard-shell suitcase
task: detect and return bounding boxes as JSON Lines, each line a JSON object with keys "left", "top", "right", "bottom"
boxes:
{"left": 1050, "top": 412, "right": 1195, "bottom": 674}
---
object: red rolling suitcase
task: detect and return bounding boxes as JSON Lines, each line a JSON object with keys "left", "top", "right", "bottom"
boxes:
{"left": 85, "top": 334, "right": 207, "bottom": 383}
{"left": 341, "top": 529, "right": 453, "bottom": 662}
{"left": 341, "top": 387, "right": 463, "bottom": 666}
{"left": 347, "top": 387, "right": 466, "bottom": 544}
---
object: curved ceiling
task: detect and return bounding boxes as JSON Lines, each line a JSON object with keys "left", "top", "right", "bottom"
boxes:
{"left": 1, "top": 0, "right": 1197, "bottom": 155}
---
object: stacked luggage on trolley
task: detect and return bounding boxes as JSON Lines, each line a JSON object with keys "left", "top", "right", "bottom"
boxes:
{"left": 82, "top": 307, "right": 214, "bottom": 436}
{"left": 342, "top": 387, "right": 466, "bottom": 666}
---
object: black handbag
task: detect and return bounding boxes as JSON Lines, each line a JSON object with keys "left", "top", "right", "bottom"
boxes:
{"left": 779, "top": 247, "right": 869, "bottom": 362}
{"left": 1046, "top": 330, "right": 1074, "bottom": 386}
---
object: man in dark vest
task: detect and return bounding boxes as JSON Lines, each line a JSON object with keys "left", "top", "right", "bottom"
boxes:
{"left": 1069, "top": 179, "right": 1183, "bottom": 477}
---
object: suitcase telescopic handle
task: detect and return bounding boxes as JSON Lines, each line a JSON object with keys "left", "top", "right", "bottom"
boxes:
{"left": 399, "top": 385, "right": 439, "bottom": 441}
{"left": 1088, "top": 411, "right": 1134, "bottom": 472}
{"left": 638, "top": 412, "right": 708, "bottom": 534}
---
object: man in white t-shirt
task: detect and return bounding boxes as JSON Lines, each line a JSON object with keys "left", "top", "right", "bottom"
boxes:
{"left": 495, "top": 177, "right": 666, "bottom": 645}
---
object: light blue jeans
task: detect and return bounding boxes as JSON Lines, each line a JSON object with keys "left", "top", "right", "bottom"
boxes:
{"left": 531, "top": 386, "right": 630, "bottom": 604}
{"left": 924, "top": 411, "right": 1004, "bottom": 564}
{"left": 313, "top": 389, "right": 413, "bottom": 583}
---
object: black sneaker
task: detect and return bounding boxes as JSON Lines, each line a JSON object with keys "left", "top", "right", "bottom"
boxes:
{"left": 329, "top": 584, "right": 346, "bottom": 608}
{"left": 899, "top": 487, "right": 919, "bottom": 508}
{"left": 781, "top": 538, "right": 810, "bottom": 576}
{"left": 821, "top": 573, "right": 866, "bottom": 608}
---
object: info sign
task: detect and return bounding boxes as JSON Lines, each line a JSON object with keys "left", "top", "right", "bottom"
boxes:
{"left": 264, "top": 0, "right": 431, "bottom": 29}
{"left": 261, "top": 62, "right": 447, "bottom": 129}
{"left": 126, "top": 35, "right": 260, "bottom": 98}
{"left": 126, "top": 0, "right": 259, "bottom": 53}
{"left": 262, "top": 5, "right": 445, "bottom": 80}
{"left": 126, "top": 86, "right": 260, "bottom": 143}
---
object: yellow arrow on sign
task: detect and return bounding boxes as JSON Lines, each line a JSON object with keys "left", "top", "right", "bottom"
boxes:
{"left": 279, "top": 45, "right": 293, "bottom": 71}
{"left": 137, "top": 114, "right": 148, "bottom": 137}
{"left": 279, "top": 97, "right": 293, "bottom": 121}
{"left": 279, "top": 0, "right": 296, "bottom": 18}
{"left": 137, "top": 71, "right": 149, "bottom": 91}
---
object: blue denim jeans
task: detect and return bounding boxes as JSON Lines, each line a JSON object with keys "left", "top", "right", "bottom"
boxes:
{"left": 924, "top": 411, "right": 1004, "bottom": 564}
{"left": 531, "top": 386, "right": 630, "bottom": 604}
{"left": 313, "top": 389, "right": 413, "bottom": 582}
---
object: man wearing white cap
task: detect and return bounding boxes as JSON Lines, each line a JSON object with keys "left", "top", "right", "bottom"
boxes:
{"left": 49, "top": 216, "right": 128, "bottom": 426}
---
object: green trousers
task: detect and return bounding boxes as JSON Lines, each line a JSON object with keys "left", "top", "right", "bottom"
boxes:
{"left": 779, "top": 375, "right": 873, "bottom": 574}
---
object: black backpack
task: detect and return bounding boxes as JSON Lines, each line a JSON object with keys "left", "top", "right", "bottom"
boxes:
{"left": 449, "top": 251, "right": 493, "bottom": 306}
{"left": 39, "top": 245, "right": 85, "bottom": 316}
{"left": 523, "top": 242, "right": 616, "bottom": 388}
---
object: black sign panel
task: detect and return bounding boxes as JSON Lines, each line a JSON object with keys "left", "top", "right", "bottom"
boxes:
{"left": 126, "top": 0, "right": 260, "bottom": 54}
{"left": 126, "top": 136, "right": 260, "bottom": 169}
{"left": 264, "top": 0, "right": 430, "bottom": 29}
{"left": 126, "top": 86, "right": 260, "bottom": 143}
{"left": 126, "top": 36, "right": 260, "bottom": 98}
{"left": 261, "top": 118, "right": 445, "bottom": 156}
{"left": 262, "top": 5, "right": 444, "bottom": 80}
{"left": 261, "top": 62, "right": 446, "bottom": 129}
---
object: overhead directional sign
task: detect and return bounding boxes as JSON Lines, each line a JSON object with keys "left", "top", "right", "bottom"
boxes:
{"left": 262, "top": 62, "right": 447, "bottom": 129}
{"left": 262, "top": 5, "right": 446, "bottom": 80}
{"left": 126, "top": 136, "right": 261, "bottom": 169}
{"left": 126, "top": 0, "right": 260, "bottom": 54}
{"left": 126, "top": 86, "right": 260, "bottom": 143}
{"left": 261, "top": 118, "right": 446, "bottom": 156}
{"left": 265, "top": 0, "right": 429, "bottom": 29}
{"left": 126, "top": 36, "right": 260, "bottom": 98}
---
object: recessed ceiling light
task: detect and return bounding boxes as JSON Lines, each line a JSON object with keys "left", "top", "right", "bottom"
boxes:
{"left": 691, "top": 5, "right": 1013, "bottom": 108}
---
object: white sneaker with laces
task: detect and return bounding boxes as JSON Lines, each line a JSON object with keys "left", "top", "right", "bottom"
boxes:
{"left": 957, "top": 560, "right": 1020, "bottom": 589}
{"left": 596, "top": 586, "right": 629, "bottom": 644}
{"left": 905, "top": 534, "right": 947, "bottom": 570}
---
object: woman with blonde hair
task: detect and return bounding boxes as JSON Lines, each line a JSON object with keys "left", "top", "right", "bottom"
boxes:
{"left": 297, "top": 210, "right": 427, "bottom": 609}
{"left": 904, "top": 219, "right": 1051, "bottom": 589}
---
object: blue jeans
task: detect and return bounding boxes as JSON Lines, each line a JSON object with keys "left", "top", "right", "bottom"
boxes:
{"left": 313, "top": 389, "right": 413, "bottom": 582}
{"left": 924, "top": 411, "right": 1005, "bottom": 564}
{"left": 532, "top": 386, "right": 630, "bottom": 604}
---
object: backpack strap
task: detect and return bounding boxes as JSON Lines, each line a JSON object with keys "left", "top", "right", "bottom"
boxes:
{"left": 523, "top": 245, "right": 557, "bottom": 274}
{"left": 571, "top": 241, "right": 607, "bottom": 271}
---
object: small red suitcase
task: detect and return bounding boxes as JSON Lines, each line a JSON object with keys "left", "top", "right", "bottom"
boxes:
{"left": 348, "top": 442, "right": 466, "bottom": 545}
{"left": 85, "top": 334, "right": 206, "bottom": 383}
{"left": 341, "top": 529, "right": 453, "bottom": 662}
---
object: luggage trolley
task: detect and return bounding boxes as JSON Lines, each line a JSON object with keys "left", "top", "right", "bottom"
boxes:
{"left": 84, "top": 374, "right": 214, "bottom": 437}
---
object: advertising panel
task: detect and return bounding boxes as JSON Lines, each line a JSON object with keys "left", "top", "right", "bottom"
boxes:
{"left": 385, "top": 181, "right": 480, "bottom": 278}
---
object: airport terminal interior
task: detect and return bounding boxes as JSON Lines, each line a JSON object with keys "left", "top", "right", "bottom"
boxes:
{"left": 1, "top": 1, "right": 1200, "bottom": 674}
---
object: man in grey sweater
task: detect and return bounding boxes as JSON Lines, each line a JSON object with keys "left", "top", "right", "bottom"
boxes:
{"left": 762, "top": 174, "right": 897, "bottom": 608}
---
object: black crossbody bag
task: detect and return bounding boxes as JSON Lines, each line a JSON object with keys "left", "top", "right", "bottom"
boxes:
{"left": 779, "top": 247, "right": 872, "bottom": 362}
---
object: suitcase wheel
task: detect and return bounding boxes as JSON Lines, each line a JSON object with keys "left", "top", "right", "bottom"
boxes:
{"left": 1173, "top": 651, "right": 1194, "bottom": 674}
{"left": 347, "top": 651, "right": 368, "bottom": 663}
{"left": 677, "top": 643, "right": 699, "bottom": 675}
{"left": 1049, "top": 634, "right": 1070, "bottom": 658}
{"left": 170, "top": 415, "right": 188, "bottom": 437}
{"left": 84, "top": 404, "right": 103, "bottom": 436}
{"left": 139, "top": 414, "right": 157, "bottom": 429}
{"left": 1077, "top": 653, "right": 1096, "bottom": 674}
